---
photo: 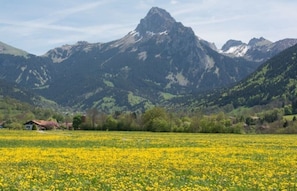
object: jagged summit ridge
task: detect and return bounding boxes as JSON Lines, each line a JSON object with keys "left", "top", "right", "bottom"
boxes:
{"left": 221, "top": 40, "right": 244, "bottom": 52}
{"left": 119, "top": 6, "right": 197, "bottom": 53}
{"left": 135, "top": 7, "right": 177, "bottom": 34}
{"left": 248, "top": 37, "right": 271, "bottom": 46}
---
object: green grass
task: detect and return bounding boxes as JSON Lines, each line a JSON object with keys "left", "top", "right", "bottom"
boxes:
{"left": 283, "top": 114, "right": 297, "bottom": 121}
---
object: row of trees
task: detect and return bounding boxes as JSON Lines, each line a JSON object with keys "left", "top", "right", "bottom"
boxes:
{"left": 1, "top": 95, "right": 297, "bottom": 133}
{"left": 70, "top": 106, "right": 297, "bottom": 134}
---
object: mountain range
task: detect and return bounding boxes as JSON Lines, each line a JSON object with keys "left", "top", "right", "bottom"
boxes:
{"left": 221, "top": 37, "right": 297, "bottom": 62}
{"left": 0, "top": 7, "right": 297, "bottom": 112}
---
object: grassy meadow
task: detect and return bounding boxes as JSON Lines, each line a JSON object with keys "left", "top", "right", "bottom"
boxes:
{"left": 0, "top": 130, "right": 297, "bottom": 190}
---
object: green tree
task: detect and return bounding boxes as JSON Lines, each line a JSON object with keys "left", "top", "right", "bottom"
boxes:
{"left": 292, "top": 100, "right": 297, "bottom": 114}
{"left": 53, "top": 113, "right": 64, "bottom": 123}
{"left": 87, "top": 108, "right": 99, "bottom": 129}
{"left": 73, "top": 115, "right": 83, "bottom": 130}
{"left": 262, "top": 109, "right": 281, "bottom": 123}
{"left": 117, "top": 113, "right": 135, "bottom": 131}
{"left": 152, "top": 118, "right": 170, "bottom": 132}
{"left": 199, "top": 117, "right": 211, "bottom": 133}
{"left": 284, "top": 105, "right": 292, "bottom": 115}
{"left": 188, "top": 116, "right": 200, "bottom": 133}
{"left": 142, "top": 107, "right": 170, "bottom": 132}
{"left": 104, "top": 115, "right": 118, "bottom": 130}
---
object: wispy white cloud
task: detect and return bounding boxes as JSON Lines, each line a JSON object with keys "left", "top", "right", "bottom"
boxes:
{"left": 53, "top": 1, "right": 108, "bottom": 17}
{"left": 170, "top": 0, "right": 179, "bottom": 5}
{"left": 0, "top": 1, "right": 114, "bottom": 35}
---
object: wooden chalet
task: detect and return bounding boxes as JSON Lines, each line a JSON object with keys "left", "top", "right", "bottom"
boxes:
{"left": 24, "top": 120, "right": 59, "bottom": 130}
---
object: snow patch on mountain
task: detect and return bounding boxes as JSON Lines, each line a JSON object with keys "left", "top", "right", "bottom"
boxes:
{"left": 204, "top": 56, "right": 215, "bottom": 70}
{"left": 145, "top": 30, "right": 168, "bottom": 37}
{"left": 130, "top": 30, "right": 140, "bottom": 37}
{"left": 112, "top": 32, "right": 140, "bottom": 52}
{"left": 224, "top": 44, "right": 249, "bottom": 57}
{"left": 138, "top": 51, "right": 147, "bottom": 61}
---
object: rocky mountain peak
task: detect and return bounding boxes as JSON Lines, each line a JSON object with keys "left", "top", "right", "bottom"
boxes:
{"left": 273, "top": 38, "right": 297, "bottom": 51}
{"left": 248, "top": 37, "right": 272, "bottom": 47}
{"left": 221, "top": 40, "right": 245, "bottom": 52}
{"left": 43, "top": 41, "right": 101, "bottom": 63}
{"left": 135, "top": 7, "right": 176, "bottom": 34}
{"left": 0, "top": 41, "right": 28, "bottom": 57}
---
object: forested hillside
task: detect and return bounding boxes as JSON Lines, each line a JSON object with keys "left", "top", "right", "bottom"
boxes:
{"left": 215, "top": 43, "right": 297, "bottom": 108}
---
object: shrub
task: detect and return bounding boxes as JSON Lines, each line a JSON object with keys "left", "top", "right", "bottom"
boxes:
{"left": 6, "top": 122, "right": 23, "bottom": 130}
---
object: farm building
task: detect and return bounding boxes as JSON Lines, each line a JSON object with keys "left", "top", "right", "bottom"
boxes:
{"left": 24, "top": 120, "right": 59, "bottom": 130}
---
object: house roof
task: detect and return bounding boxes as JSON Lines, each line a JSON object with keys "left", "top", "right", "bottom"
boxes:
{"left": 24, "top": 120, "right": 59, "bottom": 128}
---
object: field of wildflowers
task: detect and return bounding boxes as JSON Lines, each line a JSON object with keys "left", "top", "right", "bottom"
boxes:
{"left": 0, "top": 130, "right": 296, "bottom": 190}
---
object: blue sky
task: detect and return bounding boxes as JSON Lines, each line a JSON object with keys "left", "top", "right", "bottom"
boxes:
{"left": 1, "top": 0, "right": 296, "bottom": 55}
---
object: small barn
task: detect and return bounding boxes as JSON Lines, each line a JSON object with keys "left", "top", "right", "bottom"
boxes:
{"left": 24, "top": 120, "right": 59, "bottom": 130}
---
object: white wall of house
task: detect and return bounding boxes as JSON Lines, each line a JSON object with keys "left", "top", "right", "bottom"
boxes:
{"left": 24, "top": 124, "right": 33, "bottom": 130}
